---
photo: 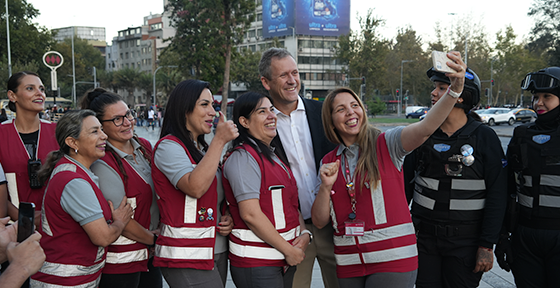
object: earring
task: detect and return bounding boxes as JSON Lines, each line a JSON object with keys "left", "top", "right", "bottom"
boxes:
{"left": 75, "top": 149, "right": 78, "bottom": 154}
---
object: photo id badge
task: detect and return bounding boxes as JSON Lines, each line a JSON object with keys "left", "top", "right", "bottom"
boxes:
{"left": 344, "top": 219, "right": 365, "bottom": 236}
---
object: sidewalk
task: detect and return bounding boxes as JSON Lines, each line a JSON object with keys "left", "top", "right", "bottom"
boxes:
{"left": 135, "top": 126, "right": 516, "bottom": 288}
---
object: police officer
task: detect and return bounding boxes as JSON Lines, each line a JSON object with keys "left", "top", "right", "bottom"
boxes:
{"left": 498, "top": 67, "right": 560, "bottom": 287}
{"left": 405, "top": 67, "right": 508, "bottom": 288}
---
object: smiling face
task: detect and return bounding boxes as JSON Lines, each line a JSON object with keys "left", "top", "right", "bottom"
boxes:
{"left": 70, "top": 116, "right": 108, "bottom": 168}
{"left": 100, "top": 101, "right": 135, "bottom": 145}
{"left": 185, "top": 88, "right": 216, "bottom": 139}
{"left": 331, "top": 92, "right": 364, "bottom": 146}
{"left": 261, "top": 56, "right": 300, "bottom": 112}
{"left": 240, "top": 97, "right": 277, "bottom": 146}
{"left": 533, "top": 92, "right": 560, "bottom": 115}
{"left": 7, "top": 75, "right": 46, "bottom": 114}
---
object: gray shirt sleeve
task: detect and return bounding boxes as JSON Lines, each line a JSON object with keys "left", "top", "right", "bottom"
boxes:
{"left": 90, "top": 159, "right": 126, "bottom": 206}
{"left": 384, "top": 126, "right": 409, "bottom": 171}
{"left": 222, "top": 149, "right": 261, "bottom": 202}
{"left": 154, "top": 139, "right": 194, "bottom": 188}
{"left": 60, "top": 178, "right": 105, "bottom": 226}
{"left": 0, "top": 162, "right": 6, "bottom": 184}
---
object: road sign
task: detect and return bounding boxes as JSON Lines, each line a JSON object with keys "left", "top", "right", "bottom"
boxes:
{"left": 42, "top": 51, "right": 64, "bottom": 91}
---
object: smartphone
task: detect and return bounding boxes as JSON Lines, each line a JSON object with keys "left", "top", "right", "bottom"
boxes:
{"left": 431, "top": 51, "right": 457, "bottom": 73}
{"left": 17, "top": 202, "right": 35, "bottom": 242}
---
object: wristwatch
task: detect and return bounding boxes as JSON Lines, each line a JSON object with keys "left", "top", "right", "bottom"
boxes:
{"left": 300, "top": 229, "right": 313, "bottom": 244}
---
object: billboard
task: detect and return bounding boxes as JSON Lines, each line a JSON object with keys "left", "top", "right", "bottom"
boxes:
{"left": 262, "top": 0, "right": 296, "bottom": 38}
{"left": 262, "top": 0, "right": 350, "bottom": 38}
{"left": 295, "top": 0, "right": 350, "bottom": 36}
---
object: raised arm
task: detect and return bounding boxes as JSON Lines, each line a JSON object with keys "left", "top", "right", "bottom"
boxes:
{"left": 312, "top": 160, "right": 340, "bottom": 229}
{"left": 400, "top": 51, "right": 467, "bottom": 152}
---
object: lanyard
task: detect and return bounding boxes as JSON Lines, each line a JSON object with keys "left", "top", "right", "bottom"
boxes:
{"left": 343, "top": 153, "right": 357, "bottom": 220}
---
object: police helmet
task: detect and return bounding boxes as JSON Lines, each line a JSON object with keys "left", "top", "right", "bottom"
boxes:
{"left": 426, "top": 67, "right": 481, "bottom": 110}
{"left": 521, "top": 66, "right": 560, "bottom": 97}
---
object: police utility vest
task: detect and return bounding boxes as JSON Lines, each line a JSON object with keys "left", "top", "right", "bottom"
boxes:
{"left": 412, "top": 121, "right": 487, "bottom": 223}
{"left": 508, "top": 124, "right": 560, "bottom": 228}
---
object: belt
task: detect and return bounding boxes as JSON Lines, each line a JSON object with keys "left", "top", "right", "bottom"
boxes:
{"left": 418, "top": 221, "right": 480, "bottom": 237}
{"left": 304, "top": 218, "right": 313, "bottom": 225}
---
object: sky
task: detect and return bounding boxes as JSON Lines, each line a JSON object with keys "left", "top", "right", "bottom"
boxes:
{"left": 28, "top": 0, "right": 535, "bottom": 45}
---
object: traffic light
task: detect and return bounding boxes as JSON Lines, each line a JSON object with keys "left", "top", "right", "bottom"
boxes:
{"left": 396, "top": 89, "right": 400, "bottom": 96}
{"left": 361, "top": 76, "right": 365, "bottom": 85}
{"left": 491, "top": 79, "right": 495, "bottom": 86}
{"left": 485, "top": 88, "right": 489, "bottom": 96}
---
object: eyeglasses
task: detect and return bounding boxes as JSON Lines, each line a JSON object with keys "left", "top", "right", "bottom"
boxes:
{"left": 521, "top": 72, "right": 560, "bottom": 91}
{"left": 101, "top": 110, "right": 134, "bottom": 127}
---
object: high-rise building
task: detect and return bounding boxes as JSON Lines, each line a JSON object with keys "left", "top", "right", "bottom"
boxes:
{"left": 52, "top": 26, "right": 107, "bottom": 56}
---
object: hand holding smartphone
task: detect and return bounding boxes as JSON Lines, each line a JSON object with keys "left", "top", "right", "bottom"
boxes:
{"left": 432, "top": 51, "right": 457, "bottom": 74}
{"left": 17, "top": 202, "right": 35, "bottom": 243}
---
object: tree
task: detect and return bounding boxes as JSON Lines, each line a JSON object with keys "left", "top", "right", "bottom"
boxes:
{"left": 230, "top": 48, "right": 267, "bottom": 94}
{"left": 0, "top": 0, "right": 55, "bottom": 88}
{"left": 156, "top": 69, "right": 183, "bottom": 107}
{"left": 366, "top": 97, "right": 387, "bottom": 117}
{"left": 527, "top": 0, "right": 560, "bottom": 65}
{"left": 164, "top": 0, "right": 254, "bottom": 117}
{"left": 114, "top": 68, "right": 142, "bottom": 105}
{"left": 335, "top": 9, "right": 390, "bottom": 97}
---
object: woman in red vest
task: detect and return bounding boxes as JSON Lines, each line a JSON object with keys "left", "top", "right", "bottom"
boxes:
{"left": 0, "top": 71, "right": 58, "bottom": 221}
{"left": 31, "top": 110, "right": 133, "bottom": 287}
{"left": 311, "top": 52, "right": 467, "bottom": 288}
{"left": 222, "top": 92, "right": 310, "bottom": 288}
{"left": 81, "top": 88, "right": 162, "bottom": 288}
{"left": 152, "top": 79, "right": 237, "bottom": 288}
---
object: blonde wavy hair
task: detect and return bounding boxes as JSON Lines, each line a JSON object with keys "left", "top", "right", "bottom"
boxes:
{"left": 322, "top": 87, "right": 382, "bottom": 189}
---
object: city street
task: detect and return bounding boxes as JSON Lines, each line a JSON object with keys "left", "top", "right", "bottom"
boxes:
{"left": 134, "top": 120, "right": 517, "bottom": 288}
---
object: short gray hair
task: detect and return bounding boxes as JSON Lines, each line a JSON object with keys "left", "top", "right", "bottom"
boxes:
{"left": 259, "top": 48, "right": 294, "bottom": 80}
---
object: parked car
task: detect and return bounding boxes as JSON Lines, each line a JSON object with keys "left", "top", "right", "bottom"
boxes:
{"left": 511, "top": 108, "right": 537, "bottom": 123}
{"left": 405, "top": 106, "right": 427, "bottom": 117}
{"left": 406, "top": 107, "right": 429, "bottom": 119}
{"left": 474, "top": 108, "right": 516, "bottom": 126}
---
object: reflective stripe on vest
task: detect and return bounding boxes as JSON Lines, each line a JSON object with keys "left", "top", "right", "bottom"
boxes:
{"left": 106, "top": 249, "right": 148, "bottom": 265}
{"left": 231, "top": 226, "right": 299, "bottom": 243}
{"left": 155, "top": 245, "right": 213, "bottom": 260}
{"left": 229, "top": 240, "right": 285, "bottom": 260}
{"left": 38, "top": 259, "right": 105, "bottom": 277}
{"left": 160, "top": 223, "right": 215, "bottom": 239}
{"left": 416, "top": 176, "right": 486, "bottom": 191}
{"left": 184, "top": 194, "right": 197, "bottom": 224}
{"left": 112, "top": 235, "right": 135, "bottom": 245}
{"left": 517, "top": 192, "right": 560, "bottom": 209}
{"left": 516, "top": 173, "right": 560, "bottom": 188}
{"left": 30, "top": 278, "right": 100, "bottom": 288}
{"left": 414, "top": 176, "right": 486, "bottom": 210}
{"left": 333, "top": 223, "right": 414, "bottom": 247}
{"left": 334, "top": 244, "right": 417, "bottom": 266}
{"left": 270, "top": 186, "right": 286, "bottom": 230}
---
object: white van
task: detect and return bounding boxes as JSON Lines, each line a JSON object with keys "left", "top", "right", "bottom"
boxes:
{"left": 405, "top": 106, "right": 427, "bottom": 117}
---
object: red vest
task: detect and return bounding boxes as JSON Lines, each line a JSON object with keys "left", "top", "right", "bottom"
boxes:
{"left": 0, "top": 119, "right": 58, "bottom": 210}
{"left": 324, "top": 133, "right": 418, "bottom": 278}
{"left": 151, "top": 135, "right": 218, "bottom": 270}
{"left": 31, "top": 156, "right": 111, "bottom": 287}
{"left": 223, "top": 144, "right": 300, "bottom": 268}
{"left": 100, "top": 138, "right": 153, "bottom": 274}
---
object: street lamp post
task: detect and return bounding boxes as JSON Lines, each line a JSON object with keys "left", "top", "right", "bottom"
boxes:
{"left": 5, "top": 0, "right": 12, "bottom": 77}
{"left": 490, "top": 57, "right": 497, "bottom": 107}
{"left": 400, "top": 60, "right": 414, "bottom": 117}
{"left": 153, "top": 65, "right": 178, "bottom": 108}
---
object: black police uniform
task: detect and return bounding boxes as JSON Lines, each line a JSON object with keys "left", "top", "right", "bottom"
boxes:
{"left": 508, "top": 121, "right": 560, "bottom": 288}
{"left": 405, "top": 116, "right": 508, "bottom": 288}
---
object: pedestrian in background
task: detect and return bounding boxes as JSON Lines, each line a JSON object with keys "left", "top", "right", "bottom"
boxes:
{"left": 151, "top": 79, "right": 237, "bottom": 288}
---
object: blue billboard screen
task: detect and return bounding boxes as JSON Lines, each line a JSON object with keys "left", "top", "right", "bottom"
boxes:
{"left": 262, "top": 0, "right": 295, "bottom": 38}
{"left": 295, "top": 0, "right": 350, "bottom": 36}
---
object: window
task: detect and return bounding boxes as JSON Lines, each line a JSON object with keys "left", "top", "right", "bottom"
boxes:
{"left": 125, "top": 52, "right": 129, "bottom": 59}
{"left": 125, "top": 41, "right": 129, "bottom": 48}
{"left": 257, "top": 28, "right": 262, "bottom": 37}
{"left": 120, "top": 53, "right": 123, "bottom": 59}
{"left": 249, "top": 45, "right": 256, "bottom": 52}
{"left": 258, "top": 44, "right": 266, "bottom": 51}
{"left": 137, "top": 39, "right": 140, "bottom": 46}
{"left": 131, "top": 52, "right": 135, "bottom": 58}
{"left": 257, "top": 12, "right": 262, "bottom": 21}
{"left": 248, "top": 30, "right": 256, "bottom": 38}
{"left": 119, "top": 42, "right": 123, "bottom": 49}
{"left": 132, "top": 63, "right": 135, "bottom": 68}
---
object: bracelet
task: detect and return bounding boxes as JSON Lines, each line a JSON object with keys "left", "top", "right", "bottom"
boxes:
{"left": 447, "top": 87, "right": 461, "bottom": 99}
{"left": 479, "top": 246, "right": 492, "bottom": 252}
{"left": 300, "top": 229, "right": 313, "bottom": 244}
